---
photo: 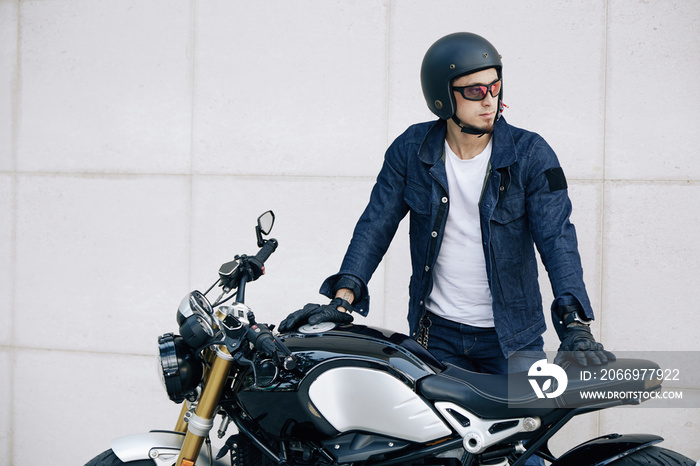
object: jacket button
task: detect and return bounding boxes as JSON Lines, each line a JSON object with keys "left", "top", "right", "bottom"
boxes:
{"left": 425, "top": 266, "right": 430, "bottom": 272}
{"left": 499, "top": 186, "right": 505, "bottom": 192}
{"left": 431, "top": 231, "right": 438, "bottom": 238}
{"left": 442, "top": 197, "right": 448, "bottom": 204}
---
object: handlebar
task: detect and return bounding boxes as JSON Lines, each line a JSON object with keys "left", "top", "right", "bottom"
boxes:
{"left": 218, "top": 238, "right": 278, "bottom": 295}
{"left": 254, "top": 238, "right": 278, "bottom": 265}
{"left": 213, "top": 213, "right": 294, "bottom": 371}
{"left": 246, "top": 238, "right": 278, "bottom": 284}
{"left": 246, "top": 322, "right": 297, "bottom": 371}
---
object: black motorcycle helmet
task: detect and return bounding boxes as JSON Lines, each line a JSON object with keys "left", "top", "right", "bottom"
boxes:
{"left": 420, "top": 32, "right": 503, "bottom": 134}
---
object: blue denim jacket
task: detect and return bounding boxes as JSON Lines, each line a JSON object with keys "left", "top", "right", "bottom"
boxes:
{"left": 321, "top": 117, "right": 594, "bottom": 356}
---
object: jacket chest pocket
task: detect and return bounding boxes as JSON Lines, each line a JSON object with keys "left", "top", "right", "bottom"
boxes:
{"left": 490, "top": 194, "right": 528, "bottom": 258}
{"left": 404, "top": 184, "right": 433, "bottom": 266}
{"left": 404, "top": 184, "right": 431, "bottom": 215}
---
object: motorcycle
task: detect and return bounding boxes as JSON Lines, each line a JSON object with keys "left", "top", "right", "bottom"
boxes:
{"left": 85, "top": 211, "right": 695, "bottom": 466}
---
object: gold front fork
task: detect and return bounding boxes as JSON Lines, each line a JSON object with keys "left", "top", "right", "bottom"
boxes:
{"left": 176, "top": 348, "right": 234, "bottom": 466}
{"left": 174, "top": 349, "right": 217, "bottom": 434}
{"left": 174, "top": 403, "right": 189, "bottom": 433}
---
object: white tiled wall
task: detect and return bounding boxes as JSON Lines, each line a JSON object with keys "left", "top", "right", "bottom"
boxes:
{"left": 1, "top": 0, "right": 698, "bottom": 464}
{"left": 17, "top": 0, "right": 193, "bottom": 175}
{"left": 605, "top": 0, "right": 700, "bottom": 181}
{"left": 602, "top": 182, "right": 700, "bottom": 351}
{"left": 14, "top": 175, "right": 191, "bottom": 354}
{"left": 0, "top": 175, "right": 12, "bottom": 347}
{"left": 192, "top": 1, "right": 389, "bottom": 178}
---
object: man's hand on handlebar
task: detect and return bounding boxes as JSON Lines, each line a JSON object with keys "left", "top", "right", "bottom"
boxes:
{"left": 278, "top": 297, "right": 354, "bottom": 333}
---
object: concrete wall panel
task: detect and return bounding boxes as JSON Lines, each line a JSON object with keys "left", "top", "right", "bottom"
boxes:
{"left": 0, "top": 0, "right": 17, "bottom": 171}
{"left": 0, "top": 175, "right": 13, "bottom": 346}
{"left": 606, "top": 1, "right": 700, "bottom": 180}
{"left": 17, "top": 0, "right": 193, "bottom": 174}
{"left": 14, "top": 174, "right": 190, "bottom": 354}
{"left": 192, "top": 0, "right": 389, "bottom": 178}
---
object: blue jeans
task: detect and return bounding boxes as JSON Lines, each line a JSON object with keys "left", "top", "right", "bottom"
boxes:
{"left": 425, "top": 312, "right": 545, "bottom": 466}
{"left": 425, "top": 312, "right": 545, "bottom": 373}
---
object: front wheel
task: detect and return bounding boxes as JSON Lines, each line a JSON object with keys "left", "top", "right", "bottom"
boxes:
{"left": 84, "top": 449, "right": 154, "bottom": 466}
{"left": 607, "top": 446, "right": 695, "bottom": 466}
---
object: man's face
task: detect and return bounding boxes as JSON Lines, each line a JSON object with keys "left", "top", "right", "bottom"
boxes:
{"left": 451, "top": 68, "right": 500, "bottom": 133}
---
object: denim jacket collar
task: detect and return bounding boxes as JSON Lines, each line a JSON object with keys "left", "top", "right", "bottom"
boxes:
{"left": 418, "top": 117, "right": 517, "bottom": 170}
{"left": 418, "top": 119, "right": 447, "bottom": 165}
{"left": 491, "top": 117, "right": 518, "bottom": 169}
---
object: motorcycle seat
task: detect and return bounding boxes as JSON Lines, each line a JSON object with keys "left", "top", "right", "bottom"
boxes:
{"left": 417, "top": 358, "right": 662, "bottom": 420}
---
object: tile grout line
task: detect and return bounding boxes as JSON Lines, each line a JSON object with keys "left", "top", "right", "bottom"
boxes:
{"left": 382, "top": 0, "right": 392, "bottom": 329}
{"left": 595, "top": 0, "right": 611, "bottom": 440}
{"left": 8, "top": 1, "right": 22, "bottom": 463}
{"left": 188, "top": 0, "right": 197, "bottom": 292}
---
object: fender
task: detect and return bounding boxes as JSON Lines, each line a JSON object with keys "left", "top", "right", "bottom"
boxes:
{"left": 111, "top": 430, "right": 226, "bottom": 466}
{"left": 551, "top": 433, "right": 663, "bottom": 466}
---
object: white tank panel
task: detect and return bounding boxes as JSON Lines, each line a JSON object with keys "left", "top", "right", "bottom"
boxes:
{"left": 308, "top": 366, "right": 451, "bottom": 442}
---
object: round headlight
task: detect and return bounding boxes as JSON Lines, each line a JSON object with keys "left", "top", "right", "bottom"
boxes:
{"left": 157, "top": 333, "right": 204, "bottom": 403}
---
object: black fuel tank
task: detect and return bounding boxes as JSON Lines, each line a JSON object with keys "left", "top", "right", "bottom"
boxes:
{"left": 232, "top": 324, "right": 447, "bottom": 441}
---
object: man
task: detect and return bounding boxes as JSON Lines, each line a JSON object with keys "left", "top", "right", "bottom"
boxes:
{"left": 280, "top": 32, "right": 613, "bottom": 373}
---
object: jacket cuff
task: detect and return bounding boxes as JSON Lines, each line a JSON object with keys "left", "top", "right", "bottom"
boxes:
{"left": 552, "top": 294, "right": 594, "bottom": 321}
{"left": 320, "top": 273, "right": 369, "bottom": 316}
{"left": 551, "top": 294, "right": 594, "bottom": 340}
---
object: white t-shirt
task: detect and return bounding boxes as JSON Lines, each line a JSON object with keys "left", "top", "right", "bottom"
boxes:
{"left": 425, "top": 139, "right": 495, "bottom": 327}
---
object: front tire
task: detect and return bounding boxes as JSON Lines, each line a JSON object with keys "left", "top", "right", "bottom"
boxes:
{"left": 606, "top": 446, "right": 695, "bottom": 466}
{"left": 84, "top": 449, "right": 154, "bottom": 466}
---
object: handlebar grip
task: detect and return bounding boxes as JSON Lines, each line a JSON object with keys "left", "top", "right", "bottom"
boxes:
{"left": 249, "top": 325, "right": 297, "bottom": 371}
{"left": 254, "top": 238, "right": 278, "bottom": 264}
{"left": 273, "top": 338, "right": 297, "bottom": 370}
{"left": 258, "top": 335, "right": 277, "bottom": 356}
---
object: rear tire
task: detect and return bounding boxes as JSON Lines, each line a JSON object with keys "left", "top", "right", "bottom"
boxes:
{"left": 606, "top": 446, "right": 695, "bottom": 465}
{"left": 84, "top": 449, "right": 153, "bottom": 466}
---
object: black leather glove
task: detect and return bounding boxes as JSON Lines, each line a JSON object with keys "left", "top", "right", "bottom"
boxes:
{"left": 278, "top": 298, "right": 354, "bottom": 333}
{"left": 554, "top": 323, "right": 616, "bottom": 367}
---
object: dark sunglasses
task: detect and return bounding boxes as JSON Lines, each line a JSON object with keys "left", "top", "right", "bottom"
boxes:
{"left": 453, "top": 79, "right": 502, "bottom": 101}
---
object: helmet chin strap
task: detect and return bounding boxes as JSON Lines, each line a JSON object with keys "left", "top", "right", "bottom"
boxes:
{"left": 451, "top": 116, "right": 488, "bottom": 138}
{"left": 450, "top": 97, "right": 504, "bottom": 138}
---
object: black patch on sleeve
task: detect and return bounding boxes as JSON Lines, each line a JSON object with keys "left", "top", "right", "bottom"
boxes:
{"left": 545, "top": 167, "right": 568, "bottom": 192}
